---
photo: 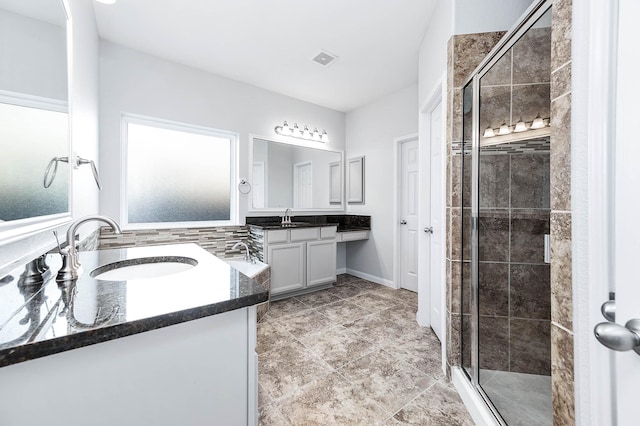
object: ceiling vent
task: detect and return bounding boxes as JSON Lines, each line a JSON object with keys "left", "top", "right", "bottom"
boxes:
{"left": 312, "top": 50, "right": 338, "bottom": 67}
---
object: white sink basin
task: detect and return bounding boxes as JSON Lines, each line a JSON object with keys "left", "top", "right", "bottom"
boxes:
{"left": 90, "top": 256, "right": 198, "bottom": 281}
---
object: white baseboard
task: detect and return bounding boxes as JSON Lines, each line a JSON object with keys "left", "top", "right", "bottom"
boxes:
{"left": 345, "top": 268, "right": 396, "bottom": 288}
{"left": 451, "top": 367, "right": 500, "bottom": 426}
{"left": 336, "top": 267, "right": 347, "bottom": 275}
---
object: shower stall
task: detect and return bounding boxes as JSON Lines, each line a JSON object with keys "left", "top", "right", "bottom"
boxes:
{"left": 458, "top": 1, "right": 553, "bottom": 425}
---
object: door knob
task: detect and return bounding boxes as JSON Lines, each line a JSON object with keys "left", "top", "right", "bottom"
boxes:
{"left": 424, "top": 227, "right": 434, "bottom": 234}
{"left": 601, "top": 300, "right": 616, "bottom": 322}
{"left": 400, "top": 220, "right": 407, "bottom": 225}
{"left": 594, "top": 319, "right": 640, "bottom": 355}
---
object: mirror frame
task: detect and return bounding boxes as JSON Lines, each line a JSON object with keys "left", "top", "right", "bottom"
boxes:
{"left": 0, "top": 0, "right": 73, "bottom": 248}
{"left": 248, "top": 134, "right": 345, "bottom": 213}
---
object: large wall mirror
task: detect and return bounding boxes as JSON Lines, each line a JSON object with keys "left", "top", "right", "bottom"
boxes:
{"left": 0, "top": 0, "right": 71, "bottom": 242}
{"left": 250, "top": 136, "right": 344, "bottom": 211}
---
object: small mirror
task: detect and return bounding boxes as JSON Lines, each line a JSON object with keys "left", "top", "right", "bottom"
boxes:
{"left": 250, "top": 136, "right": 344, "bottom": 211}
{"left": 0, "top": 0, "right": 70, "bottom": 240}
{"left": 347, "top": 156, "right": 365, "bottom": 204}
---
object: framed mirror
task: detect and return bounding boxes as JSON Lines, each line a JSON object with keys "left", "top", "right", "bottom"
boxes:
{"left": 0, "top": 0, "right": 71, "bottom": 243}
{"left": 249, "top": 136, "right": 344, "bottom": 211}
{"left": 347, "top": 156, "right": 365, "bottom": 204}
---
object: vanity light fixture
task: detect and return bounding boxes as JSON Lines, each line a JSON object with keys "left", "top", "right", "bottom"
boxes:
{"left": 275, "top": 121, "right": 328, "bottom": 142}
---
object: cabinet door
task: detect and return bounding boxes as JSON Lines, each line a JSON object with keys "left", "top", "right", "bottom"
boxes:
{"left": 267, "top": 243, "right": 305, "bottom": 295}
{"left": 306, "top": 240, "right": 337, "bottom": 287}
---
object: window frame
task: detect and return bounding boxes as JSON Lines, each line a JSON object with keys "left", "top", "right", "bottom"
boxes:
{"left": 121, "top": 113, "right": 239, "bottom": 230}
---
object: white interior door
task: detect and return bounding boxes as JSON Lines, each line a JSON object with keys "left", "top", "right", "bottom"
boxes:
{"left": 293, "top": 161, "right": 312, "bottom": 208}
{"left": 400, "top": 138, "right": 419, "bottom": 292}
{"left": 611, "top": 0, "right": 640, "bottom": 421}
{"left": 428, "top": 100, "right": 444, "bottom": 340}
{"left": 252, "top": 162, "right": 265, "bottom": 208}
{"left": 589, "top": 1, "right": 640, "bottom": 424}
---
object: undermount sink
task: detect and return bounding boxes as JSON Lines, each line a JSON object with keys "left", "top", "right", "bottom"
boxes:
{"left": 90, "top": 256, "right": 198, "bottom": 281}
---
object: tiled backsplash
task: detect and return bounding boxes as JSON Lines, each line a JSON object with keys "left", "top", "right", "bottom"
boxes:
{"left": 98, "top": 226, "right": 251, "bottom": 258}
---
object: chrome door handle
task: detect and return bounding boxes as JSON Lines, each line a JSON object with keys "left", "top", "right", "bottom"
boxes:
{"left": 594, "top": 319, "right": 640, "bottom": 355}
{"left": 424, "top": 227, "right": 433, "bottom": 234}
{"left": 601, "top": 300, "right": 616, "bottom": 322}
{"left": 400, "top": 220, "right": 407, "bottom": 225}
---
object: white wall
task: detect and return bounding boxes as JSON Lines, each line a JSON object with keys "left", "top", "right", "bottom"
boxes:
{"left": 345, "top": 84, "right": 418, "bottom": 284}
{"left": 419, "top": 0, "right": 453, "bottom": 106}
{"left": 98, "top": 42, "right": 346, "bottom": 224}
{"left": 453, "top": 0, "right": 533, "bottom": 35}
{"left": 69, "top": 0, "right": 101, "bottom": 234}
{"left": 0, "top": 9, "right": 67, "bottom": 100}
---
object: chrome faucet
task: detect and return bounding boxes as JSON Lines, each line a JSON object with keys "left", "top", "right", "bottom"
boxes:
{"left": 282, "top": 208, "right": 292, "bottom": 225}
{"left": 56, "top": 215, "right": 122, "bottom": 282}
{"left": 232, "top": 242, "right": 253, "bottom": 263}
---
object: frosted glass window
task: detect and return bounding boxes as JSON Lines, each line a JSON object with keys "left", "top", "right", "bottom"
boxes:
{"left": 126, "top": 120, "right": 235, "bottom": 225}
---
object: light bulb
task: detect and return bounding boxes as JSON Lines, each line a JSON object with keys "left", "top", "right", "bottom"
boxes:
{"left": 282, "top": 121, "right": 289, "bottom": 133}
{"left": 321, "top": 130, "right": 328, "bottom": 142}
{"left": 312, "top": 128, "right": 320, "bottom": 141}
{"left": 531, "top": 114, "right": 545, "bottom": 129}
{"left": 302, "top": 125, "right": 311, "bottom": 138}
{"left": 514, "top": 118, "right": 527, "bottom": 133}
{"left": 293, "top": 123, "right": 300, "bottom": 135}
{"left": 483, "top": 127, "right": 495, "bottom": 138}
{"left": 498, "top": 122, "right": 511, "bottom": 135}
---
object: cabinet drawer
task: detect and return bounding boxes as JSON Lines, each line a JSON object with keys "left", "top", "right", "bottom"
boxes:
{"left": 266, "top": 229, "right": 289, "bottom": 244}
{"left": 290, "top": 227, "right": 319, "bottom": 242}
{"left": 338, "top": 231, "right": 370, "bottom": 242}
{"left": 320, "top": 226, "right": 337, "bottom": 239}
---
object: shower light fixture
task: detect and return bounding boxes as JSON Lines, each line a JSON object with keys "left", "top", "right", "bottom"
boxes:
{"left": 498, "top": 122, "right": 512, "bottom": 135}
{"left": 483, "top": 127, "right": 495, "bottom": 138}
{"left": 513, "top": 118, "right": 528, "bottom": 133}
{"left": 275, "top": 121, "right": 328, "bottom": 142}
{"left": 530, "top": 114, "right": 546, "bottom": 129}
{"left": 482, "top": 114, "right": 549, "bottom": 139}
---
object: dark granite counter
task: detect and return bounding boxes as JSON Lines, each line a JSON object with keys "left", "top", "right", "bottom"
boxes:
{"left": 246, "top": 214, "right": 371, "bottom": 232}
{"left": 0, "top": 243, "right": 268, "bottom": 368}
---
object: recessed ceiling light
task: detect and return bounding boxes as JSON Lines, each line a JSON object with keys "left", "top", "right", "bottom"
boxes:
{"left": 312, "top": 50, "right": 338, "bottom": 67}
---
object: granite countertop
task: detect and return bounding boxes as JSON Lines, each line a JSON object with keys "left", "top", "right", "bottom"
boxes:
{"left": 246, "top": 214, "right": 371, "bottom": 232}
{"left": 0, "top": 243, "right": 268, "bottom": 368}
{"left": 247, "top": 222, "right": 339, "bottom": 230}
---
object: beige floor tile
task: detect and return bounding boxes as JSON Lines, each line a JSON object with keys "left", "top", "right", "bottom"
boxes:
{"left": 279, "top": 372, "right": 390, "bottom": 426}
{"left": 259, "top": 340, "right": 333, "bottom": 400}
{"left": 278, "top": 308, "right": 334, "bottom": 337}
{"left": 293, "top": 288, "right": 342, "bottom": 307}
{"left": 267, "top": 298, "right": 310, "bottom": 319}
{"left": 384, "top": 382, "right": 475, "bottom": 426}
{"left": 300, "top": 325, "right": 379, "bottom": 369}
{"left": 313, "top": 299, "right": 372, "bottom": 325}
{"left": 257, "top": 320, "right": 293, "bottom": 354}
{"left": 348, "top": 291, "right": 401, "bottom": 312}
{"left": 259, "top": 402, "right": 291, "bottom": 426}
{"left": 330, "top": 284, "right": 366, "bottom": 299}
{"left": 338, "top": 350, "right": 436, "bottom": 414}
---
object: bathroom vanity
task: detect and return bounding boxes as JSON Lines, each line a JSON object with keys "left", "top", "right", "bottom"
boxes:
{"left": 247, "top": 215, "right": 370, "bottom": 300}
{"left": 0, "top": 244, "right": 267, "bottom": 426}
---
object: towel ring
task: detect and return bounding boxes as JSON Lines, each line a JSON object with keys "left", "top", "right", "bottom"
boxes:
{"left": 238, "top": 179, "right": 252, "bottom": 194}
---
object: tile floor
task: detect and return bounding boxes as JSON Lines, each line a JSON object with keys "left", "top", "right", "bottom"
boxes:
{"left": 257, "top": 274, "right": 475, "bottom": 425}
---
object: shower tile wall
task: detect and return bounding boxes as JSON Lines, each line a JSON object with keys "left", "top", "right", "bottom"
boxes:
{"left": 446, "top": 31, "right": 506, "bottom": 377}
{"left": 478, "top": 153, "right": 551, "bottom": 375}
{"left": 549, "top": 0, "right": 574, "bottom": 423}
{"left": 446, "top": 0, "right": 575, "bottom": 423}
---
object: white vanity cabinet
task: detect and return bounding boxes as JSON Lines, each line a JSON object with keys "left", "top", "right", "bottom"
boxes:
{"left": 260, "top": 226, "right": 337, "bottom": 299}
